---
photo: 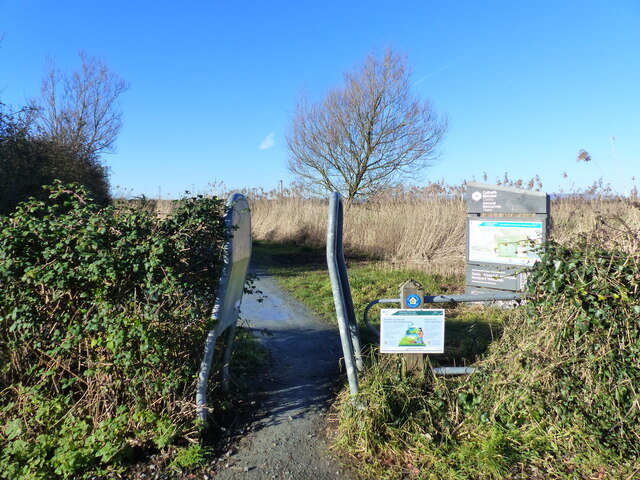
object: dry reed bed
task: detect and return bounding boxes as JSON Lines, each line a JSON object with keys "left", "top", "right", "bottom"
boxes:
{"left": 249, "top": 195, "right": 640, "bottom": 277}
{"left": 132, "top": 194, "right": 640, "bottom": 277}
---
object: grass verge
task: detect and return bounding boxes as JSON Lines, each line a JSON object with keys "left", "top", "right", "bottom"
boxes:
{"left": 254, "top": 240, "right": 508, "bottom": 368}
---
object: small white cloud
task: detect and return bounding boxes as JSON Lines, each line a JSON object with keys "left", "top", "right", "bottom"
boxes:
{"left": 259, "top": 132, "right": 275, "bottom": 150}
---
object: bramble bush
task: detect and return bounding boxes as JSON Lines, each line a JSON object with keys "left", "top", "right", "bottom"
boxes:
{"left": 448, "top": 240, "right": 640, "bottom": 478}
{"left": 0, "top": 183, "right": 227, "bottom": 479}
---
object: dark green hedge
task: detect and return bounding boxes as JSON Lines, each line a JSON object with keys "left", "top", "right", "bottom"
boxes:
{"left": 0, "top": 183, "right": 226, "bottom": 479}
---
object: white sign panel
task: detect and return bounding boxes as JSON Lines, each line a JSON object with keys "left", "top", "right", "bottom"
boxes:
{"left": 380, "top": 309, "right": 445, "bottom": 354}
{"left": 468, "top": 219, "right": 543, "bottom": 267}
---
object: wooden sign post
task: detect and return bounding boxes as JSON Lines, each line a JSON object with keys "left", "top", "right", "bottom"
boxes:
{"left": 399, "top": 279, "right": 426, "bottom": 376}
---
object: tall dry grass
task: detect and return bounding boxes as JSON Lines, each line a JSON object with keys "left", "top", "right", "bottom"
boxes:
{"left": 250, "top": 192, "right": 467, "bottom": 276}
{"left": 131, "top": 183, "right": 640, "bottom": 278}
{"left": 551, "top": 195, "right": 640, "bottom": 249}
{"left": 249, "top": 188, "right": 640, "bottom": 277}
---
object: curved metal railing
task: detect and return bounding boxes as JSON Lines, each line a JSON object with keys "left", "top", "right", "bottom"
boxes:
{"left": 196, "top": 193, "right": 252, "bottom": 424}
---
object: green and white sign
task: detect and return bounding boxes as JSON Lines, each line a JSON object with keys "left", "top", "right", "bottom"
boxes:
{"left": 467, "top": 219, "right": 544, "bottom": 267}
{"left": 380, "top": 309, "right": 445, "bottom": 354}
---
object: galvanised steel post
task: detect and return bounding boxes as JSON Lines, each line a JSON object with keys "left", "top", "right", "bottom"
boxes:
{"left": 327, "top": 192, "right": 359, "bottom": 395}
{"left": 335, "top": 200, "right": 364, "bottom": 372}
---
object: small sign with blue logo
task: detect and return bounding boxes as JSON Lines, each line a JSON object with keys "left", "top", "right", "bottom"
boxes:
{"left": 380, "top": 309, "right": 445, "bottom": 354}
{"left": 405, "top": 294, "right": 421, "bottom": 309}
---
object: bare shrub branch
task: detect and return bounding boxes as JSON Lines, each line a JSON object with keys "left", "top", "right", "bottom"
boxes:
{"left": 29, "top": 51, "right": 129, "bottom": 162}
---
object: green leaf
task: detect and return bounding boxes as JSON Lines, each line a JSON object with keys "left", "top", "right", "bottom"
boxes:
{"left": 5, "top": 418, "right": 24, "bottom": 440}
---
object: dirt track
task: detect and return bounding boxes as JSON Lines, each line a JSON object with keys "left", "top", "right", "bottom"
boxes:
{"left": 212, "top": 270, "right": 352, "bottom": 479}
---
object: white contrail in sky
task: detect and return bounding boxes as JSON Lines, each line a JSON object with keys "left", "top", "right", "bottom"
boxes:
{"left": 415, "top": 1, "right": 584, "bottom": 85}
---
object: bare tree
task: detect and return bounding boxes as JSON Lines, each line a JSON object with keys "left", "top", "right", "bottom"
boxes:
{"left": 286, "top": 48, "right": 447, "bottom": 202}
{"left": 29, "top": 52, "right": 128, "bottom": 162}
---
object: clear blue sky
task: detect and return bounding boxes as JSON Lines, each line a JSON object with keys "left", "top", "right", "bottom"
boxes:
{"left": 1, "top": 0, "right": 639, "bottom": 198}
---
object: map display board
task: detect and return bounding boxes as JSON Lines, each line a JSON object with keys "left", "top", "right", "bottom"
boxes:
{"left": 465, "top": 182, "right": 550, "bottom": 294}
{"left": 467, "top": 219, "right": 545, "bottom": 267}
{"left": 380, "top": 309, "right": 445, "bottom": 354}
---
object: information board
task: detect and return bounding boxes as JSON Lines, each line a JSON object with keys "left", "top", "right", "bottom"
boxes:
{"left": 467, "top": 218, "right": 545, "bottom": 267}
{"left": 380, "top": 309, "right": 445, "bottom": 354}
{"left": 465, "top": 182, "right": 550, "bottom": 294}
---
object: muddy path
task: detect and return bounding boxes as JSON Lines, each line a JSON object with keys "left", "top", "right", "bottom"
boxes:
{"left": 213, "top": 269, "right": 353, "bottom": 480}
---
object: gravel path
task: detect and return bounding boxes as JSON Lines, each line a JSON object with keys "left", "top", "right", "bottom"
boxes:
{"left": 212, "top": 270, "right": 353, "bottom": 480}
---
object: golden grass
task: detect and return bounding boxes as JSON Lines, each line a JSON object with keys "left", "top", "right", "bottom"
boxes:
{"left": 131, "top": 187, "right": 640, "bottom": 278}
{"left": 249, "top": 193, "right": 640, "bottom": 277}
{"left": 250, "top": 194, "right": 467, "bottom": 276}
{"left": 551, "top": 196, "right": 640, "bottom": 250}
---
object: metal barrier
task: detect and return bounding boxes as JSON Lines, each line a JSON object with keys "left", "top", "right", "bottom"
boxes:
{"left": 196, "top": 193, "right": 252, "bottom": 424}
{"left": 327, "top": 193, "right": 362, "bottom": 395}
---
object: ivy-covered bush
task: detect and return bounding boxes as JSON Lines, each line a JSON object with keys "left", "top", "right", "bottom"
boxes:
{"left": 0, "top": 105, "right": 111, "bottom": 214}
{"left": 336, "top": 238, "right": 640, "bottom": 479}
{"left": 0, "top": 183, "right": 226, "bottom": 479}
{"left": 451, "top": 240, "right": 640, "bottom": 477}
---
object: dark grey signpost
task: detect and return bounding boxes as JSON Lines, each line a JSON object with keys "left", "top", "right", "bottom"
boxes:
{"left": 465, "top": 182, "right": 550, "bottom": 295}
